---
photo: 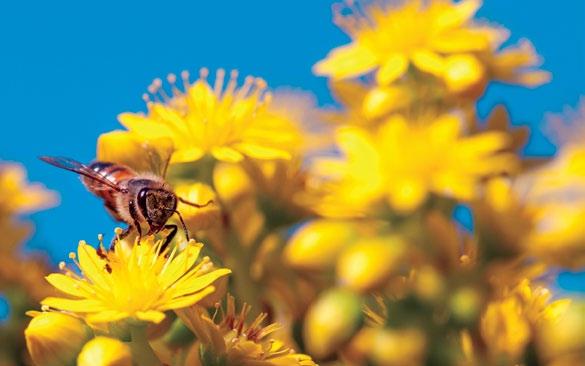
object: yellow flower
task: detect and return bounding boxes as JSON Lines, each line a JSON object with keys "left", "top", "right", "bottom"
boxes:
{"left": 316, "top": 114, "right": 516, "bottom": 214}
{"left": 473, "top": 177, "right": 534, "bottom": 253}
{"left": 77, "top": 337, "right": 132, "bottom": 366}
{"left": 483, "top": 38, "right": 551, "bottom": 88}
{"left": 174, "top": 182, "right": 221, "bottom": 232}
{"left": 177, "top": 295, "right": 316, "bottom": 365}
{"left": 0, "top": 163, "right": 57, "bottom": 216}
{"left": 336, "top": 237, "right": 406, "bottom": 292}
{"left": 284, "top": 219, "right": 358, "bottom": 271}
{"left": 481, "top": 295, "right": 531, "bottom": 359}
{"left": 112, "top": 68, "right": 300, "bottom": 164}
{"left": 347, "top": 327, "right": 427, "bottom": 366}
{"left": 41, "top": 236, "right": 231, "bottom": 324}
{"left": 25, "top": 311, "right": 92, "bottom": 366}
{"left": 0, "top": 163, "right": 57, "bottom": 252}
{"left": 303, "top": 288, "right": 363, "bottom": 359}
{"left": 536, "top": 301, "right": 585, "bottom": 366}
{"left": 314, "top": 0, "right": 499, "bottom": 85}
{"left": 480, "top": 280, "right": 571, "bottom": 360}
{"left": 520, "top": 146, "right": 585, "bottom": 267}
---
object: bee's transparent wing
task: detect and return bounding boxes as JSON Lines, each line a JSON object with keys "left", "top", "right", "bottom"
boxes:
{"left": 142, "top": 139, "right": 174, "bottom": 178}
{"left": 39, "top": 156, "right": 125, "bottom": 192}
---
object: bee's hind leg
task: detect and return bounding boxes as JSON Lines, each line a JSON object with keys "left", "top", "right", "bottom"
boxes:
{"left": 160, "top": 224, "right": 178, "bottom": 254}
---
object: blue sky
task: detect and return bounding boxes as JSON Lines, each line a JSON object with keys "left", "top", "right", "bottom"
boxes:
{"left": 0, "top": 1, "right": 584, "bottom": 290}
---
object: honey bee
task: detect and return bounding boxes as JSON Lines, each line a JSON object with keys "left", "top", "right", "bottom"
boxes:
{"left": 40, "top": 155, "right": 212, "bottom": 250}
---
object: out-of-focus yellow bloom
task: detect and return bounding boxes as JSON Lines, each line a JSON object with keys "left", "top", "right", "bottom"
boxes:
{"left": 449, "top": 287, "right": 482, "bottom": 325}
{"left": 285, "top": 219, "right": 358, "bottom": 270}
{"left": 177, "top": 295, "right": 316, "bottom": 365}
{"left": 480, "top": 280, "right": 572, "bottom": 360}
{"left": 41, "top": 236, "right": 230, "bottom": 324}
{"left": 481, "top": 296, "right": 531, "bottom": 359}
{"left": 442, "top": 53, "right": 487, "bottom": 96}
{"left": 471, "top": 105, "right": 530, "bottom": 154}
{"left": 242, "top": 158, "right": 314, "bottom": 219}
{"left": 316, "top": 114, "right": 516, "bottom": 214}
{"left": 536, "top": 301, "right": 585, "bottom": 366}
{"left": 0, "top": 164, "right": 57, "bottom": 252}
{"left": 174, "top": 182, "right": 220, "bottom": 232}
{"left": 473, "top": 178, "right": 534, "bottom": 253}
{"left": 25, "top": 312, "right": 91, "bottom": 366}
{"left": 314, "top": 0, "right": 498, "bottom": 85}
{"left": 0, "top": 255, "right": 55, "bottom": 301}
{"left": 304, "top": 288, "right": 363, "bottom": 359}
{"left": 0, "top": 163, "right": 57, "bottom": 216}
{"left": 111, "top": 68, "right": 300, "bottom": 164}
{"left": 77, "top": 337, "right": 132, "bottom": 366}
{"left": 483, "top": 38, "right": 551, "bottom": 88}
{"left": 348, "top": 327, "right": 427, "bottom": 366}
{"left": 336, "top": 237, "right": 406, "bottom": 292}
{"left": 522, "top": 146, "right": 585, "bottom": 267}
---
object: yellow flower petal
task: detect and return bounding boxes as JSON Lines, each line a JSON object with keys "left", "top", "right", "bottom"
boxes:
{"left": 160, "top": 287, "right": 216, "bottom": 311}
{"left": 314, "top": 43, "right": 378, "bottom": 79}
{"left": 211, "top": 146, "right": 245, "bottom": 163}
{"left": 376, "top": 54, "right": 409, "bottom": 85}
{"left": 42, "top": 298, "right": 106, "bottom": 313}
{"left": 118, "top": 113, "right": 173, "bottom": 139}
{"left": 45, "top": 274, "right": 90, "bottom": 298}
{"left": 135, "top": 311, "right": 166, "bottom": 324}
{"left": 411, "top": 50, "right": 446, "bottom": 77}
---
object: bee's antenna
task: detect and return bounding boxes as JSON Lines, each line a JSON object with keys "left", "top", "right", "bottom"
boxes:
{"left": 174, "top": 210, "right": 190, "bottom": 241}
{"left": 178, "top": 197, "right": 214, "bottom": 208}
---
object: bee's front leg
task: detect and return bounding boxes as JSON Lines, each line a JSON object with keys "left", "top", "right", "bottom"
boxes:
{"left": 160, "top": 224, "right": 178, "bottom": 254}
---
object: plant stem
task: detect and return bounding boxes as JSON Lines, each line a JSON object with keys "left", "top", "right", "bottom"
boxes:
{"left": 130, "top": 323, "right": 160, "bottom": 366}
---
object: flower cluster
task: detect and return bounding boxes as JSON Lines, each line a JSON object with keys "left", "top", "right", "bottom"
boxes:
{"left": 0, "top": 164, "right": 56, "bottom": 365}
{"left": 2, "top": 1, "right": 582, "bottom": 365}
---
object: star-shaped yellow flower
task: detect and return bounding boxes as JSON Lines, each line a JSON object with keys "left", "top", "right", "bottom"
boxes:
{"left": 42, "top": 236, "right": 230, "bottom": 324}
{"left": 314, "top": 0, "right": 499, "bottom": 85}
{"left": 109, "top": 68, "right": 301, "bottom": 164}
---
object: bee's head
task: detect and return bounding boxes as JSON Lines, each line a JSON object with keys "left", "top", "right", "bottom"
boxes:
{"left": 138, "top": 188, "right": 177, "bottom": 231}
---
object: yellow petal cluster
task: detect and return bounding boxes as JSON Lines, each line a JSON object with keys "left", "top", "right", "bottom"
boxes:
{"left": 0, "top": 163, "right": 57, "bottom": 252}
{"left": 480, "top": 280, "right": 571, "bottom": 360}
{"left": 316, "top": 114, "right": 516, "bottom": 214}
{"left": 315, "top": 0, "right": 496, "bottom": 84}
{"left": 41, "top": 236, "right": 230, "bottom": 324}
{"left": 177, "top": 295, "right": 316, "bottom": 366}
{"left": 112, "top": 68, "right": 301, "bottom": 164}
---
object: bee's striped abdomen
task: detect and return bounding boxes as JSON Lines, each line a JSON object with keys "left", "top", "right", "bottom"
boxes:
{"left": 82, "top": 162, "right": 136, "bottom": 221}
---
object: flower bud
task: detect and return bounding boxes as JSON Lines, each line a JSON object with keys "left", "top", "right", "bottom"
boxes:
{"left": 175, "top": 182, "right": 220, "bottom": 231}
{"left": 443, "top": 54, "right": 487, "bottom": 98}
{"left": 450, "top": 287, "right": 482, "bottom": 325}
{"left": 363, "top": 86, "right": 411, "bottom": 119}
{"left": 213, "top": 162, "right": 254, "bottom": 205}
{"left": 347, "top": 327, "right": 426, "bottom": 366}
{"left": 285, "top": 220, "right": 357, "bottom": 270}
{"left": 303, "top": 288, "right": 363, "bottom": 359}
{"left": 77, "top": 337, "right": 132, "bottom": 366}
{"left": 25, "top": 312, "right": 91, "bottom": 366}
{"left": 337, "top": 237, "right": 405, "bottom": 292}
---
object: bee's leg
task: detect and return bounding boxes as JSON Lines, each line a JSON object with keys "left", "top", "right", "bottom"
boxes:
{"left": 109, "top": 226, "right": 133, "bottom": 251}
{"left": 160, "top": 224, "right": 178, "bottom": 254}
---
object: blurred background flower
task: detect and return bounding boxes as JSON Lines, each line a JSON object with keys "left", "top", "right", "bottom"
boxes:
{"left": 1, "top": 1, "right": 584, "bottom": 365}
